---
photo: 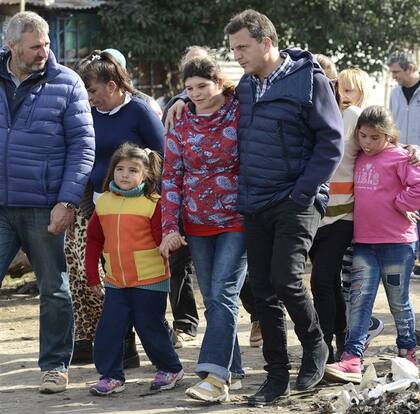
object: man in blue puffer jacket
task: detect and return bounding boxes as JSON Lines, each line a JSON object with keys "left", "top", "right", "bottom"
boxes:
{"left": 0, "top": 11, "right": 94, "bottom": 393}
{"left": 225, "top": 9, "right": 344, "bottom": 406}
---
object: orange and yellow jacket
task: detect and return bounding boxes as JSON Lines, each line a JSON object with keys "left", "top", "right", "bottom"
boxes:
{"left": 85, "top": 191, "right": 168, "bottom": 288}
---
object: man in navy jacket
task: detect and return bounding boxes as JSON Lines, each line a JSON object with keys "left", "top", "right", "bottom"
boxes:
{"left": 0, "top": 11, "right": 94, "bottom": 393}
{"left": 225, "top": 9, "right": 344, "bottom": 406}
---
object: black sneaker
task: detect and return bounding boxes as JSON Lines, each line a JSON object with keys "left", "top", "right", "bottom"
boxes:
{"left": 248, "top": 376, "right": 290, "bottom": 407}
{"left": 295, "top": 340, "right": 329, "bottom": 390}
{"left": 364, "top": 316, "right": 384, "bottom": 351}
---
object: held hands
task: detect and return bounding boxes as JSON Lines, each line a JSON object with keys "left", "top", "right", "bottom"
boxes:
{"left": 47, "top": 203, "right": 75, "bottom": 235}
{"left": 159, "top": 231, "right": 188, "bottom": 258}
{"left": 164, "top": 100, "right": 187, "bottom": 133}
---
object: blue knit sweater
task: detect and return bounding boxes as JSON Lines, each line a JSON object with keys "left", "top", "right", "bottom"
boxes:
{"left": 90, "top": 97, "right": 165, "bottom": 192}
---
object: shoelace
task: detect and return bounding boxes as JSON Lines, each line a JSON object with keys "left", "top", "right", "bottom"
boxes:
{"left": 42, "top": 371, "right": 65, "bottom": 383}
{"left": 155, "top": 371, "right": 171, "bottom": 382}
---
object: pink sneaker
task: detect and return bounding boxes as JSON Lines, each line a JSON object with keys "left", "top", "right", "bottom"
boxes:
{"left": 323, "top": 352, "right": 362, "bottom": 383}
{"left": 90, "top": 377, "right": 125, "bottom": 396}
{"left": 398, "top": 348, "right": 419, "bottom": 367}
{"left": 150, "top": 369, "right": 184, "bottom": 391}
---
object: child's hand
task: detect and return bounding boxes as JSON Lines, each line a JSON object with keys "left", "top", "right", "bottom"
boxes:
{"left": 402, "top": 210, "right": 420, "bottom": 225}
{"left": 406, "top": 144, "right": 420, "bottom": 166}
{"left": 160, "top": 232, "right": 188, "bottom": 258}
{"left": 89, "top": 284, "right": 104, "bottom": 299}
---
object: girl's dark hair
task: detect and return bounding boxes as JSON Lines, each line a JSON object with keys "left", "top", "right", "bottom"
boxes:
{"left": 354, "top": 105, "right": 399, "bottom": 145}
{"left": 77, "top": 50, "right": 135, "bottom": 93}
{"left": 182, "top": 56, "right": 235, "bottom": 96}
{"left": 103, "top": 142, "right": 162, "bottom": 200}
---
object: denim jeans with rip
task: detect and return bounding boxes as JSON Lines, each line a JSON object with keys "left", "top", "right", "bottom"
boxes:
{"left": 346, "top": 242, "right": 417, "bottom": 357}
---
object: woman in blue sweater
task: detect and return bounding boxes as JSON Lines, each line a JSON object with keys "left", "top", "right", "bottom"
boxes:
{"left": 67, "top": 49, "right": 164, "bottom": 365}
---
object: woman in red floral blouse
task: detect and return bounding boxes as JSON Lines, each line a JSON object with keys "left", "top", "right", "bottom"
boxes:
{"left": 160, "top": 56, "right": 247, "bottom": 403}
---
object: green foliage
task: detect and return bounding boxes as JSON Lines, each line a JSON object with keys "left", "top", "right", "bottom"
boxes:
{"left": 269, "top": 0, "right": 420, "bottom": 73}
{"left": 98, "top": 0, "right": 420, "bottom": 88}
{"left": 98, "top": 1, "right": 226, "bottom": 63}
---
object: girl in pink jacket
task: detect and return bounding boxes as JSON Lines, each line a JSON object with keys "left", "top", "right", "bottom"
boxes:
{"left": 325, "top": 105, "right": 420, "bottom": 384}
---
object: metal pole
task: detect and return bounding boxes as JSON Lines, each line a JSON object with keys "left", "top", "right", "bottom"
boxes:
{"left": 20, "top": 0, "right": 25, "bottom": 12}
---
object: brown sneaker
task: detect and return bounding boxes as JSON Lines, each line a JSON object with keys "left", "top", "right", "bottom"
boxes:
{"left": 250, "top": 321, "right": 263, "bottom": 347}
{"left": 39, "top": 370, "right": 68, "bottom": 394}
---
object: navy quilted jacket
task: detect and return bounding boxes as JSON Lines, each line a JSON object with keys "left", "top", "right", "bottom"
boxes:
{"left": 236, "top": 48, "right": 344, "bottom": 215}
{"left": 0, "top": 49, "right": 95, "bottom": 207}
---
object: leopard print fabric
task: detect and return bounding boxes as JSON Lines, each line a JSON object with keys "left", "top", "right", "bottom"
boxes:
{"left": 65, "top": 209, "right": 104, "bottom": 341}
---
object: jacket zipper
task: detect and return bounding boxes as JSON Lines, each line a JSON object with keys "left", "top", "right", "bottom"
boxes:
{"left": 116, "top": 197, "right": 127, "bottom": 286}
{"left": 1, "top": 79, "right": 47, "bottom": 205}
{"left": 0, "top": 86, "right": 12, "bottom": 205}
{"left": 277, "top": 120, "right": 292, "bottom": 179}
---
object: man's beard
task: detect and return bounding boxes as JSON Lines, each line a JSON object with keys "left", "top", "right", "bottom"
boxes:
{"left": 15, "top": 48, "right": 46, "bottom": 75}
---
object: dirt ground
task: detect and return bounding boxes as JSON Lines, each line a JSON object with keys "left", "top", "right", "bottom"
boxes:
{"left": 1, "top": 272, "right": 420, "bottom": 414}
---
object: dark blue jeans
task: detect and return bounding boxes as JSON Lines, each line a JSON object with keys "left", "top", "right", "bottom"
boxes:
{"left": 245, "top": 198, "right": 322, "bottom": 377}
{"left": 94, "top": 287, "right": 182, "bottom": 381}
{"left": 346, "top": 243, "right": 417, "bottom": 356}
{"left": 0, "top": 206, "right": 73, "bottom": 372}
{"left": 187, "top": 231, "right": 247, "bottom": 382}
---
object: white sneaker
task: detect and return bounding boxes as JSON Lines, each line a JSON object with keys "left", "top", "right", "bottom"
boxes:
{"left": 230, "top": 378, "right": 243, "bottom": 390}
{"left": 186, "top": 375, "right": 229, "bottom": 402}
{"left": 39, "top": 370, "right": 68, "bottom": 394}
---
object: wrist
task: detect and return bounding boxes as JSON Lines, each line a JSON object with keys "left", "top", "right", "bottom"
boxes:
{"left": 60, "top": 202, "right": 76, "bottom": 210}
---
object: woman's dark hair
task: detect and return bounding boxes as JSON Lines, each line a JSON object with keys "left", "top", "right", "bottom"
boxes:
{"left": 182, "top": 56, "right": 235, "bottom": 96}
{"left": 103, "top": 142, "right": 162, "bottom": 200}
{"left": 77, "top": 50, "right": 135, "bottom": 93}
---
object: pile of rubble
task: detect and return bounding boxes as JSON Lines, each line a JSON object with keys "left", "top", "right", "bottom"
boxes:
{"left": 318, "top": 358, "right": 420, "bottom": 413}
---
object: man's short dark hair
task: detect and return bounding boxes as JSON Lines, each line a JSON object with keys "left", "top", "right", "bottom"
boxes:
{"left": 387, "top": 50, "right": 417, "bottom": 71}
{"left": 224, "top": 9, "right": 278, "bottom": 47}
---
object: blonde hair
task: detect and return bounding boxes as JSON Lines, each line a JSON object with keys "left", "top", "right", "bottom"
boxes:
{"left": 316, "top": 54, "right": 338, "bottom": 82}
{"left": 337, "top": 68, "right": 370, "bottom": 110}
{"left": 354, "top": 105, "right": 399, "bottom": 145}
{"left": 103, "top": 142, "right": 162, "bottom": 200}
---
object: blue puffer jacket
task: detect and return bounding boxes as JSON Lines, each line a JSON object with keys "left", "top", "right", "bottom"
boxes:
{"left": 0, "top": 49, "right": 95, "bottom": 207}
{"left": 236, "top": 48, "right": 344, "bottom": 216}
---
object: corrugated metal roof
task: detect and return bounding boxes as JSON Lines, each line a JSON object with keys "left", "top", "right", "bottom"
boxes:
{"left": 0, "top": 0, "right": 104, "bottom": 9}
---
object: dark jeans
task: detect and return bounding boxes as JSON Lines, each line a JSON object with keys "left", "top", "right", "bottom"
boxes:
{"left": 94, "top": 287, "right": 182, "bottom": 381}
{"left": 309, "top": 220, "right": 353, "bottom": 347}
{"left": 245, "top": 198, "right": 322, "bottom": 376}
{"left": 169, "top": 243, "right": 199, "bottom": 336}
{"left": 240, "top": 273, "right": 258, "bottom": 322}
